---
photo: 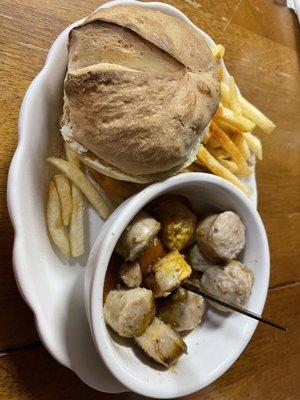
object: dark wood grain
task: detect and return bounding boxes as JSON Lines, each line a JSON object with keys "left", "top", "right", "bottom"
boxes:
{"left": 0, "top": 0, "right": 299, "bottom": 398}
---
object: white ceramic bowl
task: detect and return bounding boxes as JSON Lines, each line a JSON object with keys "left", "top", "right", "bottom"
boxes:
{"left": 85, "top": 173, "right": 269, "bottom": 398}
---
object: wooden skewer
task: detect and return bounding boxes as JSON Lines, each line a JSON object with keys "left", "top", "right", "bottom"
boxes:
{"left": 183, "top": 282, "right": 287, "bottom": 332}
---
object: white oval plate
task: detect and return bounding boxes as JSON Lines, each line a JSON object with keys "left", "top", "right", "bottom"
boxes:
{"left": 8, "top": 0, "right": 258, "bottom": 394}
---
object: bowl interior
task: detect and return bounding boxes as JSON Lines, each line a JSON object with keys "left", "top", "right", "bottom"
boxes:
{"left": 90, "top": 174, "right": 269, "bottom": 398}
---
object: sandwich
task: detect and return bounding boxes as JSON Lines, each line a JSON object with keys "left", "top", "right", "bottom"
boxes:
{"left": 61, "top": 5, "right": 220, "bottom": 183}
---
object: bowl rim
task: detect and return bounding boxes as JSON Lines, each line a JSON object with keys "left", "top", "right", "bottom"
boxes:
{"left": 89, "top": 172, "right": 269, "bottom": 398}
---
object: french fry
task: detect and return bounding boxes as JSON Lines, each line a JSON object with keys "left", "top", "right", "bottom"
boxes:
{"left": 196, "top": 146, "right": 252, "bottom": 197}
{"left": 47, "top": 157, "right": 112, "bottom": 219}
{"left": 53, "top": 174, "right": 72, "bottom": 226}
{"left": 65, "top": 142, "right": 80, "bottom": 167}
{"left": 220, "top": 82, "right": 230, "bottom": 107}
{"left": 206, "top": 135, "right": 221, "bottom": 149}
{"left": 69, "top": 184, "right": 85, "bottom": 257}
{"left": 202, "top": 129, "right": 212, "bottom": 144}
{"left": 229, "top": 76, "right": 242, "bottom": 115}
{"left": 212, "top": 44, "right": 225, "bottom": 59}
{"left": 228, "top": 129, "right": 251, "bottom": 160}
{"left": 47, "top": 181, "right": 70, "bottom": 258}
{"left": 207, "top": 147, "right": 229, "bottom": 159}
{"left": 215, "top": 105, "right": 256, "bottom": 132}
{"left": 210, "top": 121, "right": 252, "bottom": 176}
{"left": 65, "top": 142, "right": 85, "bottom": 256}
{"left": 221, "top": 82, "right": 275, "bottom": 133}
{"left": 238, "top": 95, "right": 276, "bottom": 133}
{"left": 244, "top": 132, "right": 263, "bottom": 160}
{"left": 217, "top": 158, "right": 239, "bottom": 174}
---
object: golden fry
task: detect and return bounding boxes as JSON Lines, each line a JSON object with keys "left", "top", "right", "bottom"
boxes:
{"left": 217, "top": 158, "right": 239, "bottom": 174}
{"left": 238, "top": 96, "right": 276, "bottom": 133}
{"left": 47, "top": 181, "right": 70, "bottom": 258}
{"left": 229, "top": 76, "right": 242, "bottom": 115}
{"left": 202, "top": 129, "right": 212, "bottom": 144}
{"left": 244, "top": 132, "right": 263, "bottom": 160}
{"left": 210, "top": 121, "right": 252, "bottom": 176}
{"left": 70, "top": 184, "right": 85, "bottom": 257}
{"left": 53, "top": 174, "right": 72, "bottom": 226}
{"left": 196, "top": 146, "right": 252, "bottom": 197}
{"left": 215, "top": 106, "right": 256, "bottom": 132}
{"left": 220, "top": 81, "right": 230, "bottom": 107}
{"left": 230, "top": 131, "right": 251, "bottom": 160}
{"left": 206, "top": 135, "right": 221, "bottom": 149}
{"left": 47, "top": 158, "right": 112, "bottom": 219}
{"left": 207, "top": 147, "right": 229, "bottom": 159}
{"left": 221, "top": 82, "right": 275, "bottom": 133}
{"left": 65, "top": 142, "right": 80, "bottom": 167}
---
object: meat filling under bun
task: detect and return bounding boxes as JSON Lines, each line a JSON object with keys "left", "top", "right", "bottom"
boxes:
{"left": 61, "top": 5, "right": 220, "bottom": 183}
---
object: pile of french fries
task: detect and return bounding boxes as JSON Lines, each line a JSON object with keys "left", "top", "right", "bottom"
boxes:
{"left": 47, "top": 144, "right": 112, "bottom": 259}
{"left": 196, "top": 44, "right": 276, "bottom": 196}
{"left": 47, "top": 43, "right": 275, "bottom": 258}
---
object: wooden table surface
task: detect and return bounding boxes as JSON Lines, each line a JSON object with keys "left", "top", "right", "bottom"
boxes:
{"left": 0, "top": 0, "right": 299, "bottom": 398}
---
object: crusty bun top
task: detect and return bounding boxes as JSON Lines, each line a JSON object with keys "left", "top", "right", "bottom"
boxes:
{"left": 62, "top": 5, "right": 220, "bottom": 182}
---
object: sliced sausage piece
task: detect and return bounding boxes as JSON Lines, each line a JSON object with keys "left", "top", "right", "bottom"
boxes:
{"left": 189, "top": 242, "right": 213, "bottom": 272}
{"left": 145, "top": 250, "right": 192, "bottom": 297}
{"left": 196, "top": 211, "right": 246, "bottom": 261}
{"left": 104, "top": 288, "right": 155, "bottom": 337}
{"left": 201, "top": 260, "right": 254, "bottom": 312}
{"left": 159, "top": 288, "right": 206, "bottom": 333}
{"left": 154, "top": 198, "right": 197, "bottom": 251}
{"left": 119, "top": 260, "right": 142, "bottom": 288}
{"left": 135, "top": 317, "right": 187, "bottom": 367}
{"left": 115, "top": 211, "right": 161, "bottom": 261}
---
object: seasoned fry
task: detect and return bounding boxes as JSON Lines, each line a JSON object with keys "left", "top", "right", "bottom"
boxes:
{"left": 47, "top": 158, "right": 112, "bottom": 219}
{"left": 215, "top": 106, "right": 256, "bottom": 132}
{"left": 220, "top": 81, "right": 230, "bottom": 107}
{"left": 196, "top": 146, "right": 252, "bottom": 197}
{"left": 47, "top": 181, "right": 70, "bottom": 258}
{"left": 70, "top": 184, "right": 85, "bottom": 257}
{"left": 229, "top": 76, "right": 242, "bottom": 115}
{"left": 244, "top": 132, "right": 263, "bottom": 160}
{"left": 221, "top": 83, "right": 276, "bottom": 133}
{"left": 53, "top": 174, "right": 72, "bottom": 226}
{"left": 210, "top": 121, "right": 252, "bottom": 176}
{"left": 238, "top": 96, "right": 276, "bottom": 133}
{"left": 212, "top": 44, "right": 225, "bottom": 59}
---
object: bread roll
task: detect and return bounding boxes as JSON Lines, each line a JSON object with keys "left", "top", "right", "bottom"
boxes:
{"left": 61, "top": 5, "right": 220, "bottom": 183}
